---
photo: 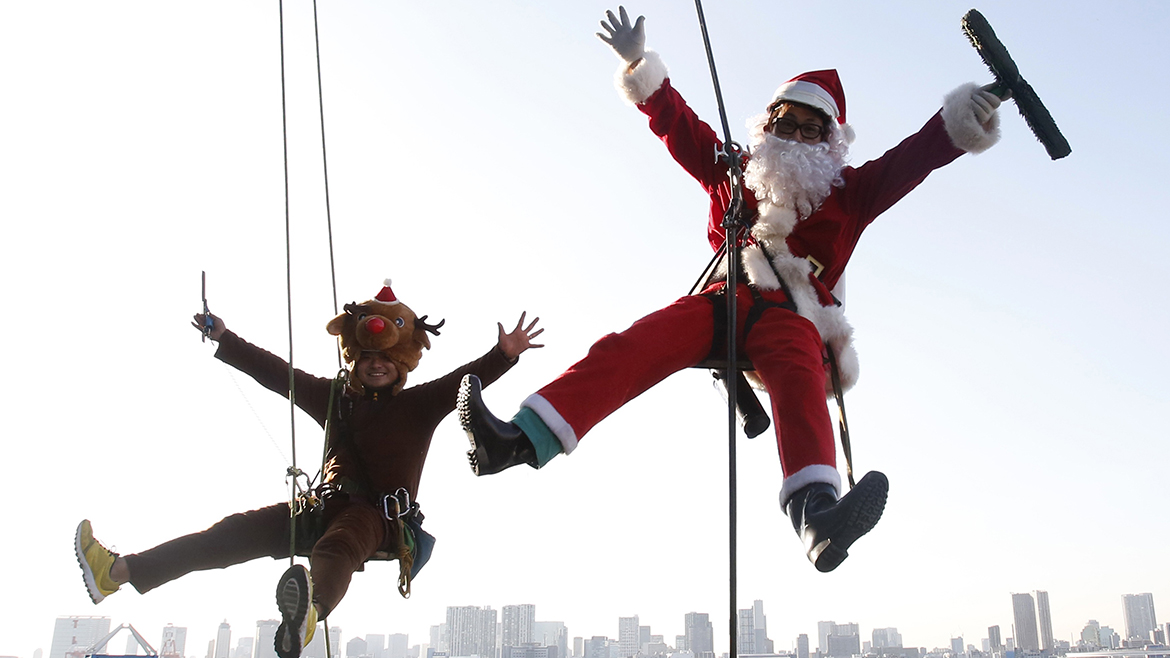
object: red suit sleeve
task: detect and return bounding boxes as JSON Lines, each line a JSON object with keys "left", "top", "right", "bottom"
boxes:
{"left": 835, "top": 112, "right": 965, "bottom": 226}
{"left": 637, "top": 80, "right": 745, "bottom": 251}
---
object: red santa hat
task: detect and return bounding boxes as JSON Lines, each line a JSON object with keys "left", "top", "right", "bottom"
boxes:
{"left": 769, "top": 69, "right": 855, "bottom": 143}
{"left": 375, "top": 278, "right": 401, "bottom": 305}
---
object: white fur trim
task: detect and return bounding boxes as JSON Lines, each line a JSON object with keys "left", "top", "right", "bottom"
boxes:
{"left": 772, "top": 80, "right": 840, "bottom": 119}
{"left": 742, "top": 208, "right": 860, "bottom": 394}
{"left": 520, "top": 393, "right": 578, "bottom": 455}
{"left": 779, "top": 464, "right": 842, "bottom": 508}
{"left": 615, "top": 50, "right": 668, "bottom": 105}
{"left": 838, "top": 122, "right": 856, "bottom": 145}
{"left": 941, "top": 82, "right": 1001, "bottom": 154}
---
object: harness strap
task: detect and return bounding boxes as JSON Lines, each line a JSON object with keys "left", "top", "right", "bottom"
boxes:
{"left": 825, "top": 348, "right": 855, "bottom": 488}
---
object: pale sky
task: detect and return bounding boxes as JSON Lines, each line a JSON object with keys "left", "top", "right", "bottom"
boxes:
{"left": 2, "top": 2, "right": 1168, "bottom": 658}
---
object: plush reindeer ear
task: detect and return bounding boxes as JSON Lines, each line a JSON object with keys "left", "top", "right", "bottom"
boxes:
{"left": 413, "top": 327, "right": 432, "bottom": 351}
{"left": 326, "top": 313, "right": 348, "bottom": 336}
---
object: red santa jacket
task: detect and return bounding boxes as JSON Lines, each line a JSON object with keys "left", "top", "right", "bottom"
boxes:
{"left": 617, "top": 51, "right": 1000, "bottom": 390}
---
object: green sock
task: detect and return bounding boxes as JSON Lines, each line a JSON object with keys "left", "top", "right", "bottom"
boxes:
{"left": 512, "top": 407, "right": 563, "bottom": 467}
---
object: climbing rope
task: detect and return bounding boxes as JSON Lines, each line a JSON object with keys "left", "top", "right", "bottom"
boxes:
{"left": 691, "top": 2, "right": 747, "bottom": 657}
{"left": 275, "top": 0, "right": 304, "bottom": 568}
{"left": 276, "top": 0, "right": 347, "bottom": 646}
{"left": 310, "top": 0, "right": 344, "bottom": 358}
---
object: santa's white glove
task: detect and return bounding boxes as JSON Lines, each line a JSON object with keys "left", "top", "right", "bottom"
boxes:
{"left": 973, "top": 83, "right": 1011, "bottom": 127}
{"left": 596, "top": 6, "right": 645, "bottom": 64}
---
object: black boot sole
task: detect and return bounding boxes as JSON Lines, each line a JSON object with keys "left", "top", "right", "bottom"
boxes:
{"left": 808, "top": 471, "right": 888, "bottom": 573}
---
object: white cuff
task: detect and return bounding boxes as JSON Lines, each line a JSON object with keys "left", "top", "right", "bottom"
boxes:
{"left": 520, "top": 393, "right": 579, "bottom": 454}
{"left": 614, "top": 50, "right": 668, "bottom": 105}
{"left": 779, "top": 464, "right": 842, "bottom": 508}
{"left": 941, "top": 82, "right": 1001, "bottom": 154}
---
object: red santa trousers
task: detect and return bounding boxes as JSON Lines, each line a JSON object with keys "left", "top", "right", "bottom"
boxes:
{"left": 529, "top": 282, "right": 838, "bottom": 500}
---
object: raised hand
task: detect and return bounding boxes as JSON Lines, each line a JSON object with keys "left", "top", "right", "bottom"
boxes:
{"left": 596, "top": 6, "right": 645, "bottom": 64}
{"left": 191, "top": 312, "right": 226, "bottom": 341}
{"left": 497, "top": 312, "right": 544, "bottom": 361}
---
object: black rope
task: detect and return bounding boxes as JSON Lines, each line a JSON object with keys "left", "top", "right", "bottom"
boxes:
{"left": 692, "top": 2, "right": 745, "bottom": 658}
{"left": 276, "top": 0, "right": 304, "bottom": 568}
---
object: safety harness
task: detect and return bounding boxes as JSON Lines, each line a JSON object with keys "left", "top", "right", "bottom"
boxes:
{"left": 292, "top": 371, "right": 436, "bottom": 599}
{"left": 692, "top": 222, "right": 857, "bottom": 487}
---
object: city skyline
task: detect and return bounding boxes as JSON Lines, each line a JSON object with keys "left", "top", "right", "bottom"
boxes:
{"left": 4, "top": 3, "right": 1168, "bottom": 658}
{"left": 39, "top": 591, "right": 1163, "bottom": 658}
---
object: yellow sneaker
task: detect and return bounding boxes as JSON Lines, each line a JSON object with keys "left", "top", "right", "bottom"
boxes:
{"left": 75, "top": 520, "right": 121, "bottom": 604}
{"left": 274, "top": 565, "right": 316, "bottom": 658}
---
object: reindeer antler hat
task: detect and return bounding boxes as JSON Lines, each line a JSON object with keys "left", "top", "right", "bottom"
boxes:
{"left": 325, "top": 279, "right": 445, "bottom": 395}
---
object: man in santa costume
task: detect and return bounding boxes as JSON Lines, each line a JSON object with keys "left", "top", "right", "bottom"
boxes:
{"left": 459, "top": 6, "right": 1005, "bottom": 572}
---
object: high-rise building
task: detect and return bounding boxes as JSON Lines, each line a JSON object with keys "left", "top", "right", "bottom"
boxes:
{"left": 574, "top": 638, "right": 584, "bottom": 658}
{"left": 348, "top": 638, "right": 369, "bottom": 658}
{"left": 504, "top": 607, "right": 537, "bottom": 650}
{"left": 826, "top": 634, "right": 859, "bottom": 658}
{"left": 684, "top": 614, "right": 713, "bottom": 658}
{"left": 1035, "top": 591, "right": 1054, "bottom": 652}
{"left": 257, "top": 621, "right": 280, "bottom": 658}
{"left": 618, "top": 617, "right": 640, "bottom": 658}
{"left": 872, "top": 629, "right": 902, "bottom": 649}
{"left": 1098, "top": 627, "right": 1119, "bottom": 649}
{"left": 1012, "top": 593, "right": 1040, "bottom": 652}
{"left": 329, "top": 628, "right": 343, "bottom": 658}
{"left": 584, "top": 637, "right": 609, "bottom": 658}
{"left": 389, "top": 635, "right": 410, "bottom": 658}
{"left": 51, "top": 617, "right": 112, "bottom": 658}
{"left": 1079, "top": 622, "right": 1100, "bottom": 649}
{"left": 1122, "top": 594, "right": 1158, "bottom": 642}
{"left": 448, "top": 606, "right": 497, "bottom": 658}
{"left": 818, "top": 623, "right": 837, "bottom": 656}
{"left": 951, "top": 638, "right": 964, "bottom": 656}
{"left": 751, "top": 601, "right": 771, "bottom": 654}
{"left": 796, "top": 635, "right": 809, "bottom": 658}
{"left": 431, "top": 626, "right": 447, "bottom": 655}
{"left": 161, "top": 625, "right": 187, "bottom": 658}
{"left": 738, "top": 610, "right": 756, "bottom": 655}
{"left": 819, "top": 623, "right": 858, "bottom": 658}
{"left": 367, "top": 636, "right": 386, "bottom": 658}
{"left": 533, "top": 623, "right": 568, "bottom": 658}
{"left": 235, "top": 638, "right": 254, "bottom": 658}
{"left": 987, "top": 626, "right": 1001, "bottom": 652}
{"left": 216, "top": 623, "right": 232, "bottom": 658}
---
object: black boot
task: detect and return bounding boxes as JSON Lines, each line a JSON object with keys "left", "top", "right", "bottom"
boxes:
{"left": 457, "top": 374, "right": 538, "bottom": 476}
{"left": 785, "top": 471, "right": 888, "bottom": 573}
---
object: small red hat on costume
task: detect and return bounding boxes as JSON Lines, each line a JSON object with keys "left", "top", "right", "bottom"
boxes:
{"left": 375, "top": 278, "right": 401, "bottom": 305}
{"left": 770, "top": 69, "right": 847, "bottom": 125}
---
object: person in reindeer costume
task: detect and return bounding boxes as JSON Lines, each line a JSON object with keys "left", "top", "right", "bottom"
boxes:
{"left": 459, "top": 7, "right": 1006, "bottom": 572}
{"left": 75, "top": 280, "right": 543, "bottom": 658}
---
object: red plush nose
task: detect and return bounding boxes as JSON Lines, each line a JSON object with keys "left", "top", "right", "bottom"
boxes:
{"left": 366, "top": 317, "right": 385, "bottom": 334}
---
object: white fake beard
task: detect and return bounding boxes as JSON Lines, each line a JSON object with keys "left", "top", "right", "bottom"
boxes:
{"left": 744, "top": 117, "right": 848, "bottom": 219}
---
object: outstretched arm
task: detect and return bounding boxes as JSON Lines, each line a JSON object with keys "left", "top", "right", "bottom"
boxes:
{"left": 497, "top": 312, "right": 544, "bottom": 362}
